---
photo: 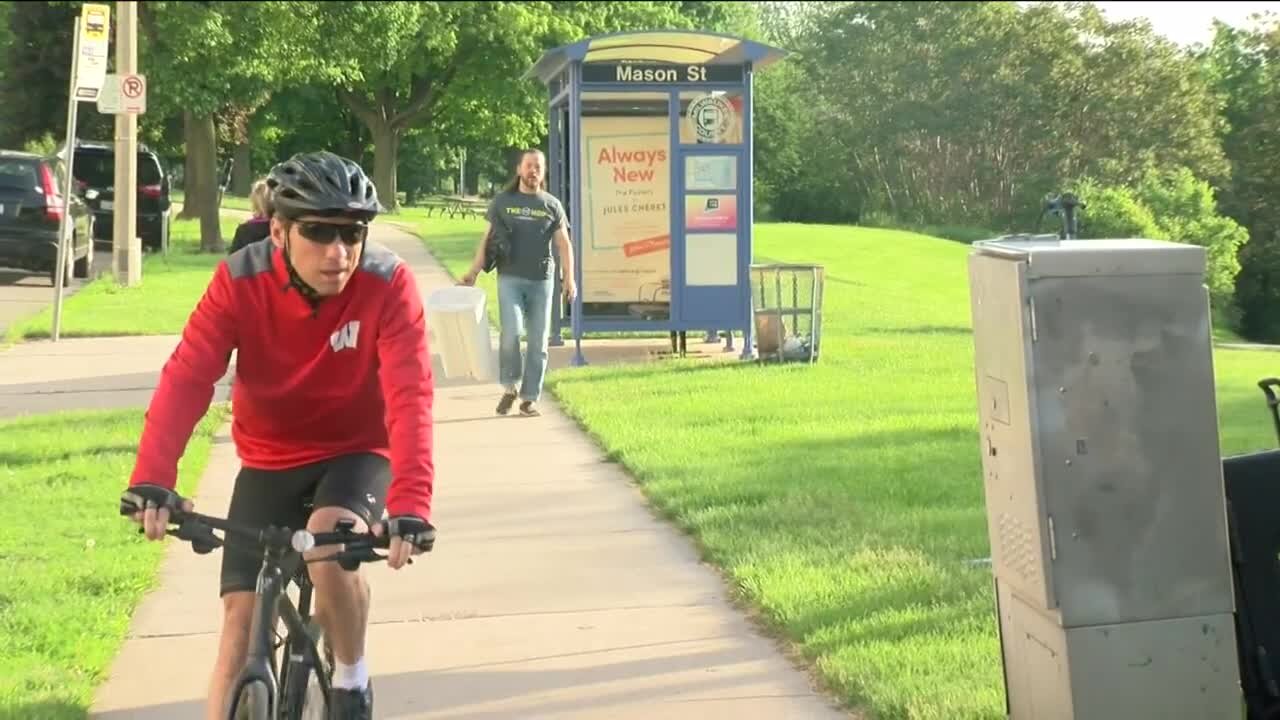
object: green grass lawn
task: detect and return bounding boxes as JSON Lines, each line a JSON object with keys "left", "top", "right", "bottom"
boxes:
{"left": 172, "top": 190, "right": 253, "bottom": 214}
{"left": 6, "top": 216, "right": 241, "bottom": 342}
{"left": 0, "top": 405, "right": 228, "bottom": 719}
{"left": 416, "top": 218, "right": 1280, "bottom": 719}
{"left": 218, "top": 194, "right": 252, "bottom": 213}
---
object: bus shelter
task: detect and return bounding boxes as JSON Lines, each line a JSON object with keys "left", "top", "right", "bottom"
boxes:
{"left": 526, "top": 30, "right": 788, "bottom": 365}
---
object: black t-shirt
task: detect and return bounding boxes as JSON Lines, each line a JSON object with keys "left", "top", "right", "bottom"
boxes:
{"left": 229, "top": 219, "right": 270, "bottom": 255}
{"left": 486, "top": 190, "right": 568, "bottom": 280}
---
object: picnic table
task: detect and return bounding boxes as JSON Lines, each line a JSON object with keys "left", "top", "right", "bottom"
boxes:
{"left": 417, "top": 196, "right": 488, "bottom": 219}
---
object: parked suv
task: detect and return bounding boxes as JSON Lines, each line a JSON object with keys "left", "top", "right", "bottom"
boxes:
{"left": 0, "top": 149, "right": 93, "bottom": 285}
{"left": 66, "top": 140, "right": 172, "bottom": 251}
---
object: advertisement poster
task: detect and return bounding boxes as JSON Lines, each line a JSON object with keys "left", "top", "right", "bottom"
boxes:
{"left": 685, "top": 155, "right": 737, "bottom": 191}
{"left": 684, "top": 194, "right": 738, "bottom": 232}
{"left": 579, "top": 115, "right": 671, "bottom": 305}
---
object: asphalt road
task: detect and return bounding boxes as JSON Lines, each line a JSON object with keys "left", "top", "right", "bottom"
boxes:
{"left": 0, "top": 244, "right": 113, "bottom": 336}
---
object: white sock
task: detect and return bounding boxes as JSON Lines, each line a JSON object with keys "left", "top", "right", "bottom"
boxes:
{"left": 332, "top": 657, "right": 369, "bottom": 691}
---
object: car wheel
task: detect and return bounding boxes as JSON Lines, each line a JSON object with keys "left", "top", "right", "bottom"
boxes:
{"left": 50, "top": 256, "right": 71, "bottom": 287}
{"left": 74, "top": 246, "right": 91, "bottom": 279}
{"left": 144, "top": 222, "right": 163, "bottom": 252}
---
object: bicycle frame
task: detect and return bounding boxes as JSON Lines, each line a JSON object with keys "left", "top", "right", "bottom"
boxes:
{"left": 118, "top": 489, "right": 435, "bottom": 719}
{"left": 227, "top": 541, "right": 331, "bottom": 718}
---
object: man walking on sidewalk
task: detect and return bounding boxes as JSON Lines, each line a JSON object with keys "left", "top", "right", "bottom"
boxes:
{"left": 461, "top": 149, "right": 576, "bottom": 417}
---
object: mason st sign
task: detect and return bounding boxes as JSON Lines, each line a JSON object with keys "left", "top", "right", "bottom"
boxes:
{"left": 582, "top": 63, "right": 744, "bottom": 84}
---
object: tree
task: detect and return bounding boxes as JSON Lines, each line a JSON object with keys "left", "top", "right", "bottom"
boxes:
{"left": 751, "top": 1, "right": 851, "bottom": 222}
{"left": 755, "top": 0, "right": 844, "bottom": 48}
{"left": 771, "top": 1, "right": 1228, "bottom": 230}
{"left": 1201, "top": 15, "right": 1280, "bottom": 340}
{"left": 224, "top": 94, "right": 269, "bottom": 196}
{"left": 0, "top": 0, "right": 114, "bottom": 149}
{"left": 322, "top": 1, "right": 700, "bottom": 212}
{"left": 0, "top": 1, "right": 13, "bottom": 91}
{"left": 254, "top": 84, "right": 370, "bottom": 173}
{"left": 138, "top": 1, "right": 339, "bottom": 250}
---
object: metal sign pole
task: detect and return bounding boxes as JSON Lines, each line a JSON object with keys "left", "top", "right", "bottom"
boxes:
{"left": 113, "top": 1, "right": 141, "bottom": 286}
{"left": 51, "top": 18, "right": 84, "bottom": 343}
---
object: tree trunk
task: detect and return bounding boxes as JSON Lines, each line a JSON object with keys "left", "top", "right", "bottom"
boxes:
{"left": 343, "top": 111, "right": 366, "bottom": 165}
{"left": 464, "top": 161, "right": 481, "bottom": 198}
{"left": 371, "top": 124, "right": 400, "bottom": 213}
{"left": 180, "top": 111, "right": 202, "bottom": 220}
{"left": 190, "top": 114, "right": 222, "bottom": 252}
{"left": 231, "top": 138, "right": 253, "bottom": 197}
{"left": 338, "top": 68, "right": 459, "bottom": 215}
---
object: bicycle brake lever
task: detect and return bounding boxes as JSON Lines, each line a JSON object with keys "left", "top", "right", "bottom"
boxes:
{"left": 170, "top": 519, "right": 223, "bottom": 555}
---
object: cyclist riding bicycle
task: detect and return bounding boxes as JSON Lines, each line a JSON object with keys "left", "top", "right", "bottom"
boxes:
{"left": 121, "top": 151, "right": 435, "bottom": 720}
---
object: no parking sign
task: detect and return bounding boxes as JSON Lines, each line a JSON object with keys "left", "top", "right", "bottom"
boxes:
{"left": 98, "top": 73, "right": 147, "bottom": 115}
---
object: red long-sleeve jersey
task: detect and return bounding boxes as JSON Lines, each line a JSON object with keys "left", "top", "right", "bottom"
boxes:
{"left": 129, "top": 239, "right": 435, "bottom": 520}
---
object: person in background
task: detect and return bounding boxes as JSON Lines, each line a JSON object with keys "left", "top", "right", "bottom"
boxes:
{"left": 228, "top": 179, "right": 274, "bottom": 254}
{"left": 460, "top": 149, "right": 575, "bottom": 417}
{"left": 225, "top": 178, "right": 275, "bottom": 404}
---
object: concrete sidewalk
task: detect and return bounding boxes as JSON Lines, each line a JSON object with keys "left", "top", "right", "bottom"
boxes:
{"left": 0, "top": 334, "right": 233, "bottom": 418}
{"left": 84, "top": 226, "right": 849, "bottom": 719}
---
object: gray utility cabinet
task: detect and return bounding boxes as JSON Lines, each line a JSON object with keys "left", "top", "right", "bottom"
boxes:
{"left": 967, "top": 236, "right": 1242, "bottom": 719}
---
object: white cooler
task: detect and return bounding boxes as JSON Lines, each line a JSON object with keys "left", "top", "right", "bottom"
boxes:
{"left": 426, "top": 286, "right": 497, "bottom": 382}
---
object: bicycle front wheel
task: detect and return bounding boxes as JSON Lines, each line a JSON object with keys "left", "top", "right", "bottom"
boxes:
{"left": 283, "top": 663, "right": 327, "bottom": 720}
{"left": 230, "top": 679, "right": 272, "bottom": 720}
{"left": 279, "top": 625, "right": 330, "bottom": 720}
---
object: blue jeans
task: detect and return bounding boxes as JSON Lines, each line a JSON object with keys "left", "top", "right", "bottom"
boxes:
{"left": 497, "top": 273, "right": 554, "bottom": 402}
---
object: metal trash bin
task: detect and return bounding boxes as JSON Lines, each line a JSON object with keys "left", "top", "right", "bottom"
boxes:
{"left": 750, "top": 263, "right": 824, "bottom": 363}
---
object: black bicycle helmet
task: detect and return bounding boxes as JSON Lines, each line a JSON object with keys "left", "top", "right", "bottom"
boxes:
{"left": 266, "top": 151, "right": 380, "bottom": 222}
{"left": 265, "top": 151, "right": 380, "bottom": 308}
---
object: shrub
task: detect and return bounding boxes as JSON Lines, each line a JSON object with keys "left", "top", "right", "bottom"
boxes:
{"left": 21, "top": 132, "right": 57, "bottom": 156}
{"left": 1071, "top": 166, "right": 1249, "bottom": 309}
{"left": 1071, "top": 179, "right": 1164, "bottom": 239}
{"left": 1136, "top": 167, "right": 1249, "bottom": 301}
{"left": 1235, "top": 228, "right": 1280, "bottom": 342}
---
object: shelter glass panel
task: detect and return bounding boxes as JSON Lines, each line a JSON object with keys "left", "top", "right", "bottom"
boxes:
{"left": 578, "top": 91, "right": 672, "bottom": 320}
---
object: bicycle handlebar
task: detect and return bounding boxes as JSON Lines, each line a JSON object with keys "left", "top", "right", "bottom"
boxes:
{"left": 120, "top": 490, "right": 435, "bottom": 569}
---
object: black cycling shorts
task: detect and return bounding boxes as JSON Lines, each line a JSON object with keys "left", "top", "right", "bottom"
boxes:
{"left": 218, "top": 452, "right": 390, "bottom": 597}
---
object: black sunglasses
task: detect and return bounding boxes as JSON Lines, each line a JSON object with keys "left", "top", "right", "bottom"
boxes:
{"left": 294, "top": 221, "right": 368, "bottom": 246}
